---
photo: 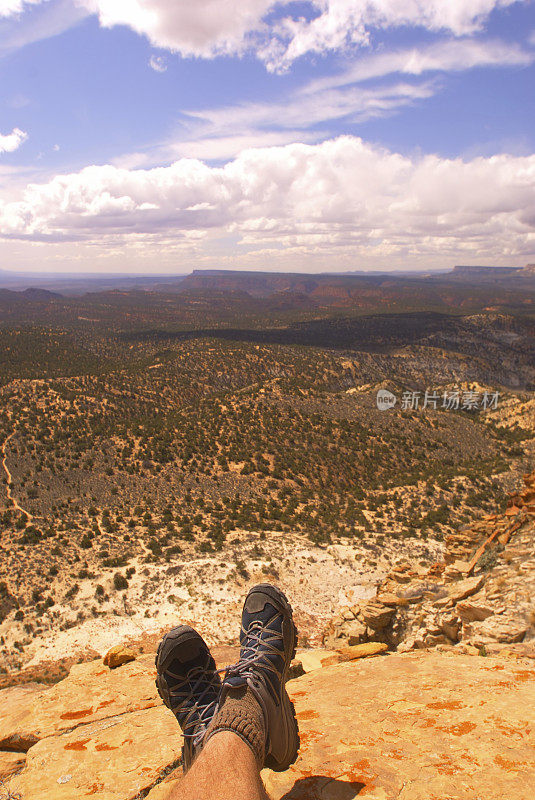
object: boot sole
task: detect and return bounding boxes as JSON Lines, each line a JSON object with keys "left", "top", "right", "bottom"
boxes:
{"left": 245, "top": 584, "right": 300, "bottom": 772}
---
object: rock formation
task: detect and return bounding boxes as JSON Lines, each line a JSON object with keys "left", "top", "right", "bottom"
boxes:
{"left": 1, "top": 477, "right": 533, "bottom": 798}
{"left": 326, "top": 471, "right": 535, "bottom": 657}
{"left": 103, "top": 645, "right": 137, "bottom": 670}
{"left": 1, "top": 646, "right": 533, "bottom": 799}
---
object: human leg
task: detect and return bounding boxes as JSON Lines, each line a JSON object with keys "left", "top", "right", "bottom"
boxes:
{"left": 164, "top": 731, "right": 271, "bottom": 800}
{"left": 155, "top": 584, "right": 299, "bottom": 799}
{"left": 205, "top": 583, "right": 300, "bottom": 771}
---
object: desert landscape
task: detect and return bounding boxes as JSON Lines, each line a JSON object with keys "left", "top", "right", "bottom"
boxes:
{"left": 0, "top": 266, "right": 533, "bottom": 798}
{"left": 1, "top": 2, "right": 535, "bottom": 794}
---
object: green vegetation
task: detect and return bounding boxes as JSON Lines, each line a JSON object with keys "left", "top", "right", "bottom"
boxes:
{"left": 0, "top": 288, "right": 533, "bottom": 632}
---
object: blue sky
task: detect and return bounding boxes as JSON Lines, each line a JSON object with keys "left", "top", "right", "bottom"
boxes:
{"left": 0, "top": 0, "right": 534, "bottom": 273}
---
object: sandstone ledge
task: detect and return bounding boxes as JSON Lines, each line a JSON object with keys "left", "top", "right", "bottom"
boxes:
{"left": 3, "top": 649, "right": 534, "bottom": 800}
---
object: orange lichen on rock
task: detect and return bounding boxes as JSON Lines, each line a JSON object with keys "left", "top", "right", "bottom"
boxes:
{"left": 297, "top": 709, "right": 319, "bottom": 720}
{"left": 426, "top": 700, "right": 464, "bottom": 710}
{"left": 60, "top": 708, "right": 93, "bottom": 720}
{"left": 64, "top": 739, "right": 90, "bottom": 751}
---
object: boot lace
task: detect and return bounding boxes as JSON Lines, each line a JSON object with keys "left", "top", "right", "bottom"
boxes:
{"left": 168, "top": 665, "right": 220, "bottom": 746}
{"left": 222, "top": 616, "right": 284, "bottom": 685}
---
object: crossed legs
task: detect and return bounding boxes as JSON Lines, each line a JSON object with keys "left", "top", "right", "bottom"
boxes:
{"left": 155, "top": 585, "right": 299, "bottom": 800}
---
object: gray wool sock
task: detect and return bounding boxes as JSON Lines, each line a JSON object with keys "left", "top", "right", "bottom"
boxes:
{"left": 204, "top": 684, "right": 266, "bottom": 767}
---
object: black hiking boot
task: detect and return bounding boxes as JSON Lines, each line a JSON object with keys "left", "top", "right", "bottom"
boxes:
{"left": 220, "top": 584, "right": 300, "bottom": 771}
{"left": 155, "top": 625, "right": 221, "bottom": 772}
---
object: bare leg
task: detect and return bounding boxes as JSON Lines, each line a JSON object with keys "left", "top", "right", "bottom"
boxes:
{"left": 165, "top": 731, "right": 271, "bottom": 800}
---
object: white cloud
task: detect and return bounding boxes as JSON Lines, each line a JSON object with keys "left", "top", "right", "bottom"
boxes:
{"left": 0, "top": 0, "right": 89, "bottom": 57}
{"left": 0, "top": 1, "right": 526, "bottom": 69}
{"left": 149, "top": 53, "right": 167, "bottom": 72}
{"left": 104, "top": 80, "right": 435, "bottom": 165}
{"left": 173, "top": 80, "right": 435, "bottom": 161}
{"left": 159, "top": 37, "right": 531, "bottom": 162}
{"left": 109, "top": 75, "right": 438, "bottom": 165}
{"left": 169, "top": 131, "right": 321, "bottom": 162}
{"left": 0, "top": 127, "right": 28, "bottom": 154}
{"left": 74, "top": 0, "right": 523, "bottom": 69}
{"left": 304, "top": 38, "right": 533, "bottom": 94}
{"left": 80, "top": 0, "right": 274, "bottom": 58}
{"left": 1, "top": 136, "right": 534, "bottom": 269}
{"left": 0, "top": 0, "right": 44, "bottom": 17}
{"left": 267, "top": 0, "right": 523, "bottom": 70}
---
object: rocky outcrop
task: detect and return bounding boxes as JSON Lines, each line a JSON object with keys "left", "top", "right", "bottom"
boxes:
{"left": 456, "top": 600, "right": 495, "bottom": 623}
{"left": 0, "top": 655, "right": 161, "bottom": 752}
{"left": 466, "top": 616, "right": 529, "bottom": 645}
{"left": 2, "top": 645, "right": 534, "bottom": 800}
{"left": 324, "top": 596, "right": 403, "bottom": 650}
{"left": 506, "top": 470, "right": 535, "bottom": 515}
{"left": 0, "top": 642, "right": 385, "bottom": 800}
{"left": 103, "top": 645, "right": 136, "bottom": 669}
{"left": 326, "top": 470, "right": 535, "bottom": 658}
{"left": 13, "top": 707, "right": 181, "bottom": 800}
{"left": 447, "top": 574, "right": 486, "bottom": 603}
{"left": 0, "top": 750, "right": 25, "bottom": 780}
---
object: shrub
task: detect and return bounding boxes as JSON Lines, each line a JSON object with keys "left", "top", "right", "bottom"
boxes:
{"left": 113, "top": 573, "right": 128, "bottom": 590}
{"left": 235, "top": 560, "right": 250, "bottom": 580}
{"left": 31, "top": 587, "right": 43, "bottom": 603}
{"left": 65, "top": 583, "right": 79, "bottom": 600}
{"left": 477, "top": 546, "right": 501, "bottom": 572}
{"left": 147, "top": 538, "right": 162, "bottom": 556}
{"left": 103, "top": 554, "right": 129, "bottom": 567}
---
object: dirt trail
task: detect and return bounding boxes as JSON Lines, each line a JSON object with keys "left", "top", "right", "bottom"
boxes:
{"left": 2, "top": 432, "right": 33, "bottom": 519}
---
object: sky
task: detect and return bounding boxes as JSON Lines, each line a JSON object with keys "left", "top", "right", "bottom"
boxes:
{"left": 0, "top": 0, "right": 534, "bottom": 274}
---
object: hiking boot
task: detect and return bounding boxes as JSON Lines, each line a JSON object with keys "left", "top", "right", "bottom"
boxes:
{"left": 155, "top": 625, "right": 221, "bottom": 771}
{"left": 219, "top": 584, "right": 300, "bottom": 771}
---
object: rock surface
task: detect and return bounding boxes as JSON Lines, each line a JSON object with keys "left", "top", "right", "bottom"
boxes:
{"left": 3, "top": 475, "right": 534, "bottom": 798}
{"left": 12, "top": 708, "right": 181, "bottom": 800}
{"left": 456, "top": 600, "right": 494, "bottom": 623}
{"left": 0, "top": 750, "right": 25, "bottom": 779}
{"left": 103, "top": 645, "right": 136, "bottom": 669}
{"left": 3, "top": 647, "right": 534, "bottom": 800}
{"left": 0, "top": 654, "right": 161, "bottom": 751}
{"left": 322, "top": 642, "right": 388, "bottom": 665}
{"left": 327, "top": 470, "right": 535, "bottom": 658}
{"left": 447, "top": 574, "right": 486, "bottom": 603}
{"left": 263, "top": 651, "right": 535, "bottom": 800}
